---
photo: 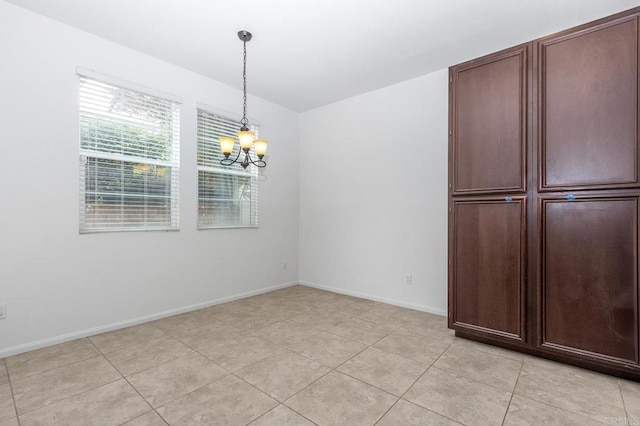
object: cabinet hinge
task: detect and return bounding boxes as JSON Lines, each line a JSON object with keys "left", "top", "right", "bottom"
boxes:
{"left": 449, "top": 76, "right": 453, "bottom": 83}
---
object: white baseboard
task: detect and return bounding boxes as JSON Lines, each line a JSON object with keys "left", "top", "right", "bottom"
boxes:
{"left": 0, "top": 281, "right": 298, "bottom": 359}
{"left": 299, "top": 280, "right": 447, "bottom": 317}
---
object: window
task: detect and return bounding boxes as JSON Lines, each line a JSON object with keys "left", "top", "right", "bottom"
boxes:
{"left": 79, "top": 73, "right": 180, "bottom": 233}
{"left": 197, "top": 108, "right": 259, "bottom": 228}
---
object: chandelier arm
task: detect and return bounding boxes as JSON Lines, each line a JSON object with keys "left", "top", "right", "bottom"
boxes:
{"left": 247, "top": 154, "right": 267, "bottom": 168}
{"left": 220, "top": 146, "right": 243, "bottom": 166}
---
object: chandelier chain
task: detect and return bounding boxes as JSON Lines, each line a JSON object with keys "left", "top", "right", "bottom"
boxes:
{"left": 241, "top": 38, "right": 248, "bottom": 128}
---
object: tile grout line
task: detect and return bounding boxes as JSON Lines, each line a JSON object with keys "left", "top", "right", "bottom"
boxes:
{"left": 86, "top": 338, "right": 169, "bottom": 426}
{"left": 262, "top": 303, "right": 452, "bottom": 423}
{"left": 617, "top": 380, "right": 631, "bottom": 426}
{"left": 499, "top": 356, "right": 524, "bottom": 426}
{"left": 95, "top": 327, "right": 266, "bottom": 422}
{"left": 509, "top": 392, "right": 610, "bottom": 425}
{"left": 17, "top": 374, "right": 123, "bottom": 418}
{"left": 4, "top": 358, "right": 21, "bottom": 426}
{"left": 390, "top": 339, "right": 465, "bottom": 426}
{"left": 509, "top": 358, "right": 613, "bottom": 424}
{"left": 7, "top": 351, "right": 127, "bottom": 419}
{"left": 279, "top": 322, "right": 403, "bottom": 424}
{"left": 246, "top": 403, "right": 319, "bottom": 426}
{"left": 6, "top": 340, "right": 103, "bottom": 383}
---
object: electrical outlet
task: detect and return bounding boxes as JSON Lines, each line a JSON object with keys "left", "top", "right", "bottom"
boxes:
{"left": 0, "top": 303, "right": 6, "bottom": 319}
{"left": 404, "top": 274, "right": 413, "bottom": 285}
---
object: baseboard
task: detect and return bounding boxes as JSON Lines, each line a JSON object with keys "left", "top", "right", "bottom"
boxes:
{"left": 0, "top": 281, "right": 298, "bottom": 359}
{"left": 299, "top": 280, "right": 447, "bottom": 317}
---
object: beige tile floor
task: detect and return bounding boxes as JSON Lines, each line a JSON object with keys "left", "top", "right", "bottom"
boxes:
{"left": 1, "top": 285, "right": 639, "bottom": 425}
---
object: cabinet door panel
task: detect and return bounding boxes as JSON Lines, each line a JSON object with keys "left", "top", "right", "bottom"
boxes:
{"left": 451, "top": 198, "right": 526, "bottom": 341}
{"left": 541, "top": 197, "right": 638, "bottom": 364}
{"left": 452, "top": 46, "right": 527, "bottom": 195}
{"left": 540, "top": 17, "right": 639, "bottom": 190}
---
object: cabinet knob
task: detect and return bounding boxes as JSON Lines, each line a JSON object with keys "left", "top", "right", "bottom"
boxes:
{"left": 566, "top": 194, "right": 576, "bottom": 201}
{"left": 505, "top": 196, "right": 513, "bottom": 203}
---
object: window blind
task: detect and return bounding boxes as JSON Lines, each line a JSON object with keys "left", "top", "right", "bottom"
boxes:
{"left": 197, "top": 108, "right": 258, "bottom": 228}
{"left": 79, "top": 75, "right": 180, "bottom": 233}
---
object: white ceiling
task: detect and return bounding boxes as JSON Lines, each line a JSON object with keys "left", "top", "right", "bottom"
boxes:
{"left": 5, "top": 0, "right": 640, "bottom": 111}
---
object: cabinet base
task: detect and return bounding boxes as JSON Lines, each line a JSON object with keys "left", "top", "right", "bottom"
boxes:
{"left": 454, "top": 330, "right": 640, "bottom": 382}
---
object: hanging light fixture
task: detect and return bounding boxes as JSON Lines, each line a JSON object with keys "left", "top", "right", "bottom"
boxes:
{"left": 220, "top": 30, "right": 268, "bottom": 169}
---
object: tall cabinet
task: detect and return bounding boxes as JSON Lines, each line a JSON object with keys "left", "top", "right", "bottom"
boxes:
{"left": 448, "top": 8, "right": 640, "bottom": 379}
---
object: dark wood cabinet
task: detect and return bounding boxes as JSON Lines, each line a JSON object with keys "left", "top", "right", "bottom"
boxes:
{"left": 451, "top": 46, "right": 528, "bottom": 195}
{"left": 539, "top": 196, "right": 638, "bottom": 364}
{"left": 449, "top": 7, "right": 640, "bottom": 380}
{"left": 451, "top": 198, "right": 527, "bottom": 342}
{"left": 538, "top": 16, "right": 639, "bottom": 191}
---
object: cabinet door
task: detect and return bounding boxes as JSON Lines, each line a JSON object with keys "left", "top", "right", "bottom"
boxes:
{"left": 450, "top": 45, "right": 528, "bottom": 195}
{"left": 540, "top": 196, "right": 639, "bottom": 364}
{"left": 450, "top": 198, "right": 527, "bottom": 342}
{"left": 538, "top": 16, "right": 639, "bottom": 191}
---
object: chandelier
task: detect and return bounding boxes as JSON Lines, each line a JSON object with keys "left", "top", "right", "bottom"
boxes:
{"left": 219, "top": 30, "right": 268, "bottom": 169}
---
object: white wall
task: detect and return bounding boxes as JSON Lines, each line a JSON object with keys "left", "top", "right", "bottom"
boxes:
{"left": 0, "top": 2, "right": 299, "bottom": 356}
{"left": 299, "top": 70, "right": 449, "bottom": 315}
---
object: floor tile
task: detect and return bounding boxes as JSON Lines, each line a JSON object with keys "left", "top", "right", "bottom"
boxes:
{"left": 165, "top": 320, "right": 243, "bottom": 350}
{"left": 6, "top": 339, "right": 100, "bottom": 381}
{"left": 252, "top": 321, "right": 321, "bottom": 346}
{"left": 290, "top": 292, "right": 342, "bottom": 308}
{"left": 18, "top": 379, "right": 149, "bottom": 426}
{"left": 320, "top": 298, "right": 369, "bottom": 318}
{"left": 156, "top": 374, "right": 277, "bottom": 425}
{"left": 285, "top": 371, "right": 397, "bottom": 426}
{"left": 0, "top": 361, "right": 8, "bottom": 386}
{"left": 404, "top": 367, "right": 511, "bottom": 425}
{"left": 6, "top": 287, "right": 638, "bottom": 426}
{"left": 90, "top": 324, "right": 166, "bottom": 354}
{"left": 377, "top": 399, "right": 461, "bottom": 426}
{"left": 238, "top": 293, "right": 282, "bottom": 309}
{"left": 337, "top": 347, "right": 427, "bottom": 396}
{"left": 0, "top": 384, "right": 15, "bottom": 422}
{"left": 286, "top": 331, "right": 367, "bottom": 368}
{"left": 503, "top": 394, "right": 603, "bottom": 426}
{"left": 450, "top": 337, "right": 526, "bottom": 362}
{"left": 198, "top": 300, "right": 256, "bottom": 319}
{"left": 356, "top": 304, "right": 409, "bottom": 328}
{"left": 398, "top": 314, "right": 455, "bottom": 343}
{"left": 620, "top": 379, "right": 640, "bottom": 424}
{"left": 221, "top": 309, "right": 284, "bottom": 331}
{"left": 289, "top": 307, "right": 352, "bottom": 330}
{"left": 128, "top": 353, "right": 227, "bottom": 408}
{"left": 122, "top": 411, "right": 168, "bottom": 425}
{"left": 258, "top": 300, "right": 314, "bottom": 319}
{"left": 514, "top": 357, "right": 626, "bottom": 422}
{"left": 433, "top": 344, "right": 522, "bottom": 391}
{"left": 105, "top": 335, "right": 193, "bottom": 376}
{"left": 373, "top": 329, "right": 451, "bottom": 366}
{"left": 151, "top": 312, "right": 205, "bottom": 335}
{"left": 199, "top": 335, "right": 284, "bottom": 372}
{"left": 215, "top": 299, "right": 260, "bottom": 312}
{"left": 250, "top": 404, "right": 315, "bottom": 425}
{"left": 327, "top": 318, "right": 394, "bottom": 345}
{"left": 12, "top": 356, "right": 120, "bottom": 415}
{"left": 236, "top": 351, "right": 330, "bottom": 401}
